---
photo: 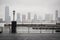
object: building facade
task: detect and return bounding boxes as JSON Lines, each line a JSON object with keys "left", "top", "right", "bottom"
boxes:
{"left": 5, "top": 6, "right": 11, "bottom": 23}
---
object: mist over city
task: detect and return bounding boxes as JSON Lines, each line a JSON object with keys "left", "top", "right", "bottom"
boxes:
{"left": 0, "top": 0, "right": 60, "bottom": 21}
{"left": 0, "top": 0, "right": 60, "bottom": 40}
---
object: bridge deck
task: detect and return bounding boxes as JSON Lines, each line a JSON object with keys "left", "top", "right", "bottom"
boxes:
{"left": 4, "top": 24, "right": 60, "bottom": 30}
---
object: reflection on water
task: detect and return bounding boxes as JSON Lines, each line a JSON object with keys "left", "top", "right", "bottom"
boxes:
{"left": 0, "top": 23, "right": 56, "bottom": 33}
{"left": 17, "top": 27, "right": 56, "bottom": 33}
{"left": 3, "top": 26, "right": 56, "bottom": 33}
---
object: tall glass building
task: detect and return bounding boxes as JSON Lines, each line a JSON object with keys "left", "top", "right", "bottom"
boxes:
{"left": 16, "top": 13, "right": 20, "bottom": 23}
{"left": 5, "top": 6, "right": 11, "bottom": 23}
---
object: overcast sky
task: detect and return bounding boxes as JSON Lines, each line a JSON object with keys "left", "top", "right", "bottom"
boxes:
{"left": 0, "top": 0, "right": 60, "bottom": 20}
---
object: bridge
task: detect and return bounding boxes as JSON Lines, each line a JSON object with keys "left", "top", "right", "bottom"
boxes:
{"left": 4, "top": 23, "right": 60, "bottom": 30}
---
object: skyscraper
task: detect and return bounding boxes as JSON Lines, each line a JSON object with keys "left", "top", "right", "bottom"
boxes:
{"left": 16, "top": 13, "right": 20, "bottom": 22}
{"left": 27, "top": 12, "right": 31, "bottom": 23}
{"left": 22, "top": 14, "right": 26, "bottom": 23}
{"left": 28, "top": 12, "right": 31, "bottom": 20}
{"left": 55, "top": 10, "right": 60, "bottom": 23}
{"left": 55, "top": 10, "right": 58, "bottom": 22}
{"left": 0, "top": 18, "right": 3, "bottom": 22}
{"left": 32, "top": 14, "right": 38, "bottom": 23}
{"left": 45, "top": 14, "right": 53, "bottom": 22}
{"left": 34, "top": 14, "right": 37, "bottom": 20}
{"left": 5, "top": 6, "right": 11, "bottom": 23}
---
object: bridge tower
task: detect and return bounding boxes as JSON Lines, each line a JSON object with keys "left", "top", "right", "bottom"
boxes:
{"left": 11, "top": 10, "right": 17, "bottom": 33}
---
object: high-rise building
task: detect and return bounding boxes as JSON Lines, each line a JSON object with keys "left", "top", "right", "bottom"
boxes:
{"left": 34, "top": 14, "right": 37, "bottom": 20}
{"left": 38, "top": 16, "right": 43, "bottom": 23}
{"left": 22, "top": 14, "right": 26, "bottom": 23}
{"left": 27, "top": 12, "right": 31, "bottom": 23}
{"left": 55, "top": 10, "right": 58, "bottom": 22}
{"left": 32, "top": 14, "right": 38, "bottom": 23}
{"left": 16, "top": 13, "right": 20, "bottom": 22}
{"left": 55, "top": 10, "right": 60, "bottom": 23}
{"left": 45, "top": 14, "right": 53, "bottom": 22}
{"left": 58, "top": 17, "right": 60, "bottom": 23}
{"left": 5, "top": 6, "right": 11, "bottom": 23}
{"left": 28, "top": 12, "right": 31, "bottom": 20}
{"left": 0, "top": 18, "right": 3, "bottom": 22}
{"left": 38, "top": 16, "right": 42, "bottom": 21}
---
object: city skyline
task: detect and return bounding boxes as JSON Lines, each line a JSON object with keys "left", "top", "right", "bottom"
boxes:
{"left": 0, "top": 6, "right": 60, "bottom": 23}
{"left": 0, "top": 0, "right": 60, "bottom": 20}
{"left": 0, "top": 6, "right": 60, "bottom": 21}
{"left": 3, "top": 6, "right": 60, "bottom": 23}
